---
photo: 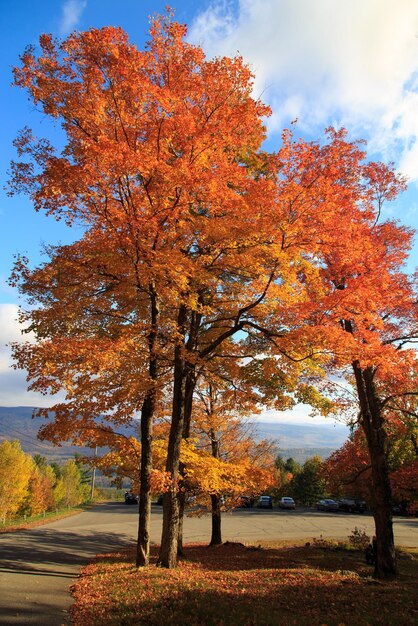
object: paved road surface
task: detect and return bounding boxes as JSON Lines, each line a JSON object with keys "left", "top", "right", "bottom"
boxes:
{"left": 1, "top": 503, "right": 417, "bottom": 625}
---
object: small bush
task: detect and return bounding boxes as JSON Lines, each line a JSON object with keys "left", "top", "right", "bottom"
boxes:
{"left": 348, "top": 526, "right": 370, "bottom": 550}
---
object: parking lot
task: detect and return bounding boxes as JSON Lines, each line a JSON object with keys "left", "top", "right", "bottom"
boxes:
{"left": 132, "top": 502, "right": 418, "bottom": 547}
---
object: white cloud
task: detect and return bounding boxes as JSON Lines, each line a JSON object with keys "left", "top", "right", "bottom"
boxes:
{"left": 0, "top": 304, "right": 25, "bottom": 371}
{"left": 189, "top": 0, "right": 418, "bottom": 180}
{"left": 59, "top": 0, "right": 87, "bottom": 36}
{"left": 254, "top": 406, "right": 344, "bottom": 426}
{"left": 0, "top": 304, "right": 57, "bottom": 407}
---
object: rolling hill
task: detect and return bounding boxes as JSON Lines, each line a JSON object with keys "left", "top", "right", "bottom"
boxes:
{"left": 0, "top": 406, "right": 349, "bottom": 463}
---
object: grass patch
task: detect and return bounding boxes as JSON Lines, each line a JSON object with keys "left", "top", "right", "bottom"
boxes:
{"left": 71, "top": 541, "right": 418, "bottom": 625}
{"left": 0, "top": 507, "right": 83, "bottom": 533}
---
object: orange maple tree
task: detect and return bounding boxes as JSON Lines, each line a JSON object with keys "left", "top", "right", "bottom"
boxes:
{"left": 9, "top": 14, "right": 283, "bottom": 568}
{"left": 187, "top": 374, "right": 276, "bottom": 546}
{"left": 231, "top": 126, "right": 418, "bottom": 578}
{"left": 324, "top": 413, "right": 418, "bottom": 511}
{"left": 276, "top": 129, "right": 417, "bottom": 578}
{"left": 10, "top": 11, "right": 418, "bottom": 576}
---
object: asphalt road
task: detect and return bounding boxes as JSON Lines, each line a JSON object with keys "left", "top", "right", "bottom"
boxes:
{"left": 1, "top": 502, "right": 417, "bottom": 625}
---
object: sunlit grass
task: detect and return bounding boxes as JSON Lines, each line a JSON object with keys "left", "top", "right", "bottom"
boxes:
{"left": 0, "top": 507, "right": 83, "bottom": 533}
{"left": 71, "top": 542, "right": 418, "bottom": 625}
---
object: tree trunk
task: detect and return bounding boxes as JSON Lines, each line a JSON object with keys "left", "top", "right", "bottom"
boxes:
{"left": 136, "top": 286, "right": 158, "bottom": 567}
{"left": 136, "top": 392, "right": 154, "bottom": 567}
{"left": 177, "top": 491, "right": 186, "bottom": 557}
{"left": 159, "top": 484, "right": 181, "bottom": 568}
{"left": 177, "top": 367, "right": 197, "bottom": 555}
{"left": 209, "top": 423, "right": 222, "bottom": 546}
{"left": 210, "top": 494, "right": 222, "bottom": 546}
{"left": 352, "top": 361, "right": 397, "bottom": 578}
{"left": 159, "top": 305, "right": 187, "bottom": 568}
{"left": 368, "top": 433, "right": 396, "bottom": 578}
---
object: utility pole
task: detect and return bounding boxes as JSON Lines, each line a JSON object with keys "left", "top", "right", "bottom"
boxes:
{"left": 91, "top": 445, "right": 98, "bottom": 500}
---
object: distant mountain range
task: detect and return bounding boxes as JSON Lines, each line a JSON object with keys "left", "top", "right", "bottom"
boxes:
{"left": 0, "top": 406, "right": 349, "bottom": 463}
{"left": 0, "top": 406, "right": 99, "bottom": 461}
{"left": 252, "top": 420, "right": 349, "bottom": 449}
{"left": 251, "top": 420, "right": 349, "bottom": 463}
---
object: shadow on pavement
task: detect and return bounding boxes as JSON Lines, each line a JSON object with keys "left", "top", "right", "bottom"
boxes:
{"left": 0, "top": 528, "right": 133, "bottom": 572}
{"left": 0, "top": 601, "right": 71, "bottom": 626}
{"left": 0, "top": 566, "right": 75, "bottom": 578}
{"left": 0, "top": 526, "right": 134, "bottom": 625}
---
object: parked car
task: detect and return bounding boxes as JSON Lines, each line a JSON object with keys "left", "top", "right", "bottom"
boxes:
{"left": 338, "top": 498, "right": 366, "bottom": 513}
{"left": 316, "top": 499, "right": 339, "bottom": 512}
{"left": 279, "top": 497, "right": 295, "bottom": 510}
{"left": 257, "top": 495, "right": 273, "bottom": 509}
{"left": 124, "top": 491, "right": 138, "bottom": 505}
{"left": 392, "top": 502, "right": 410, "bottom": 516}
{"left": 237, "top": 495, "right": 253, "bottom": 508}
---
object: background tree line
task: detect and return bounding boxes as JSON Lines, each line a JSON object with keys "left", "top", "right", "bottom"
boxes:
{"left": 0, "top": 439, "right": 91, "bottom": 523}
{"left": 273, "top": 418, "right": 418, "bottom": 514}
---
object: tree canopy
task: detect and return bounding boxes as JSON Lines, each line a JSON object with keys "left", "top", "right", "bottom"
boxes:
{"left": 9, "top": 13, "right": 418, "bottom": 574}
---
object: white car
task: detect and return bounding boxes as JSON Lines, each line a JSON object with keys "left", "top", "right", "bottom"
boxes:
{"left": 279, "top": 497, "right": 295, "bottom": 510}
{"left": 257, "top": 495, "right": 273, "bottom": 509}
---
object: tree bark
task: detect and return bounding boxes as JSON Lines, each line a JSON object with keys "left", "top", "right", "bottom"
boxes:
{"left": 177, "top": 366, "right": 197, "bottom": 556}
{"left": 352, "top": 361, "right": 397, "bottom": 578}
{"left": 210, "top": 494, "right": 222, "bottom": 546}
{"left": 177, "top": 491, "right": 186, "bottom": 557}
{"left": 159, "top": 305, "right": 187, "bottom": 568}
{"left": 159, "top": 483, "right": 181, "bottom": 568}
{"left": 209, "top": 422, "right": 222, "bottom": 546}
{"left": 136, "top": 286, "right": 158, "bottom": 567}
{"left": 136, "top": 392, "right": 154, "bottom": 567}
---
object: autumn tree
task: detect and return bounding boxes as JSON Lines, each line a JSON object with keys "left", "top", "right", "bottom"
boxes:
{"left": 92, "top": 433, "right": 142, "bottom": 491}
{"left": 229, "top": 125, "right": 417, "bottom": 578}
{"left": 90, "top": 412, "right": 276, "bottom": 549}
{"left": 0, "top": 440, "right": 33, "bottom": 522}
{"left": 322, "top": 429, "right": 371, "bottom": 501}
{"left": 324, "top": 419, "right": 418, "bottom": 514}
{"left": 12, "top": 14, "right": 347, "bottom": 570}
{"left": 276, "top": 129, "right": 417, "bottom": 578}
{"left": 10, "top": 13, "right": 285, "bottom": 568}
{"left": 54, "top": 459, "right": 90, "bottom": 507}
{"left": 321, "top": 226, "right": 418, "bottom": 578}
{"left": 189, "top": 374, "right": 276, "bottom": 546}
{"left": 11, "top": 12, "right": 416, "bottom": 576}
{"left": 19, "top": 462, "right": 56, "bottom": 517}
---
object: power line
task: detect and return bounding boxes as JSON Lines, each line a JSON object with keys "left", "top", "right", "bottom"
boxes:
{"left": 0, "top": 426, "right": 71, "bottom": 453}
{"left": 1, "top": 427, "right": 49, "bottom": 446}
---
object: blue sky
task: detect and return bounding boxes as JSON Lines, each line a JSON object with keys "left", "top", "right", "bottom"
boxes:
{"left": 1, "top": 0, "right": 418, "bottom": 418}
